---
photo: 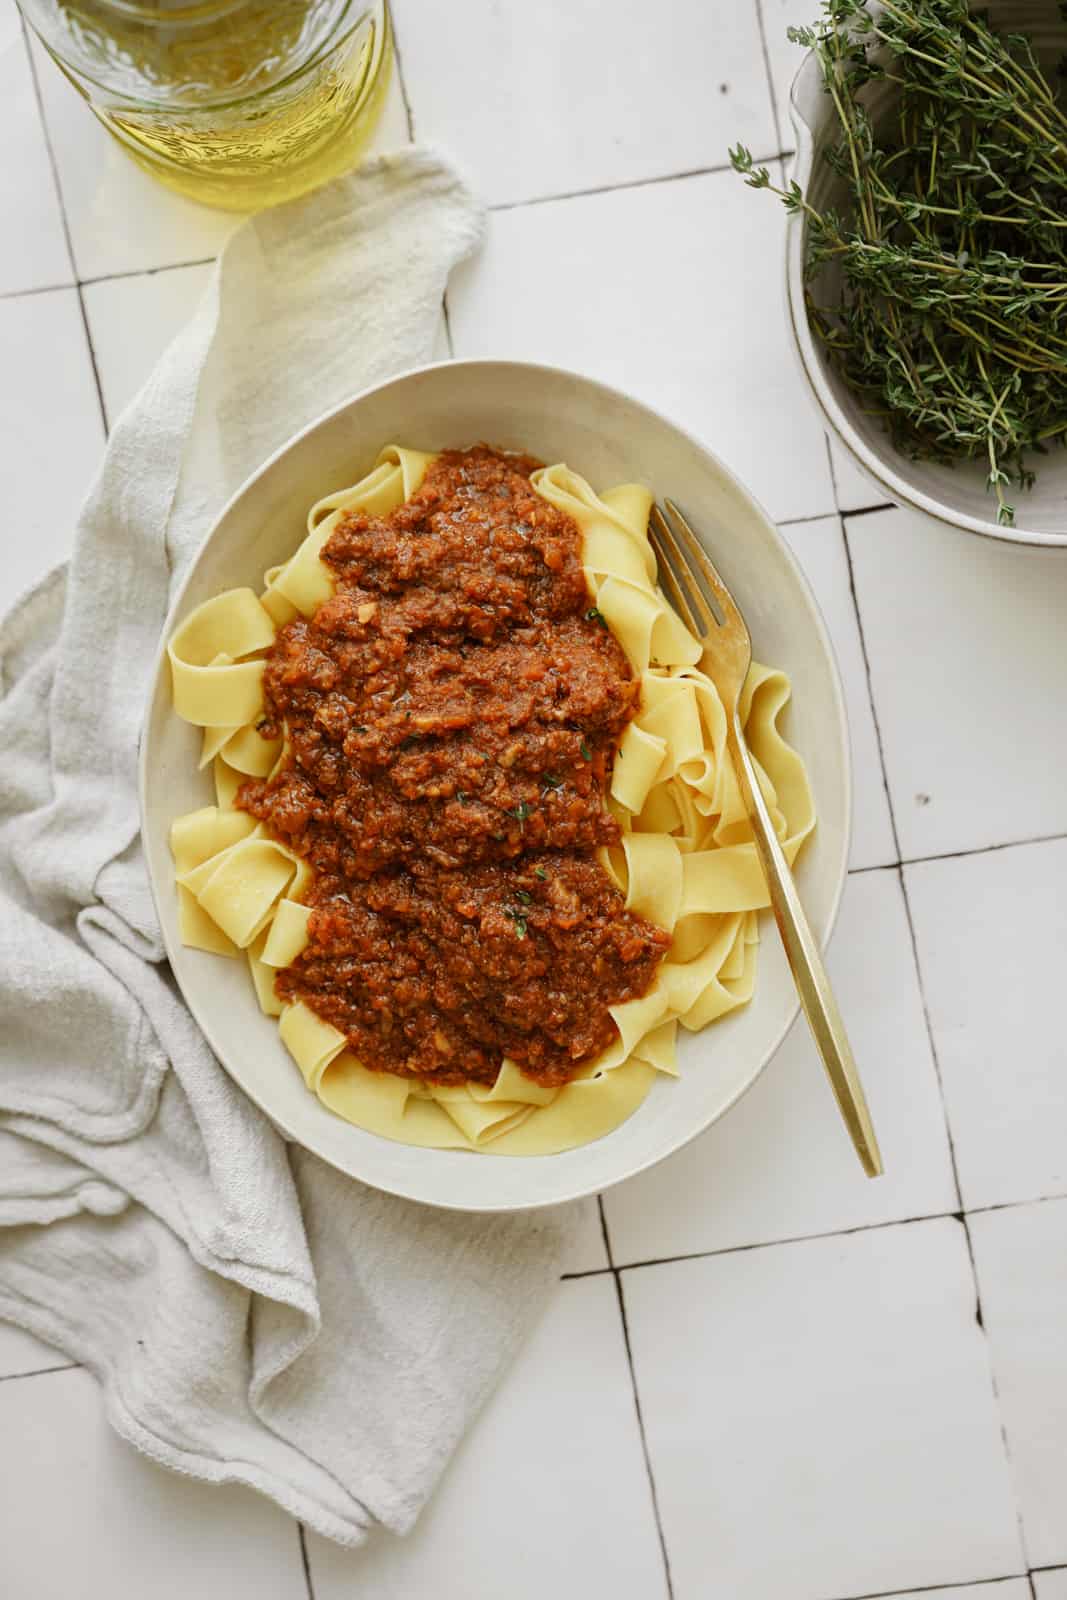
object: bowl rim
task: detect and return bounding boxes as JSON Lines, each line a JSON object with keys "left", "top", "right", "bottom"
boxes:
{"left": 138, "top": 356, "right": 852, "bottom": 1210}
{"left": 786, "top": 51, "right": 1067, "bottom": 550}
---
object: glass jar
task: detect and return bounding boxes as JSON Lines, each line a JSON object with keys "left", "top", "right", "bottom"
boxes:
{"left": 17, "top": 0, "right": 392, "bottom": 211}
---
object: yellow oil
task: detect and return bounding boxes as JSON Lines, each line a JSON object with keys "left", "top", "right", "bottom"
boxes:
{"left": 44, "top": 2, "right": 392, "bottom": 211}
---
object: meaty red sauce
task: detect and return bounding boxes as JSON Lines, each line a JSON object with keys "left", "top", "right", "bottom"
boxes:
{"left": 240, "top": 446, "right": 670, "bottom": 1088}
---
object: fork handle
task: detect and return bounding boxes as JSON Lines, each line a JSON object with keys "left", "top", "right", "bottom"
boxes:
{"left": 728, "top": 715, "right": 883, "bottom": 1178}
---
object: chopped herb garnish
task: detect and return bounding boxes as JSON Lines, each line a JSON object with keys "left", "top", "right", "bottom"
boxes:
{"left": 541, "top": 773, "right": 563, "bottom": 791}
{"left": 456, "top": 790, "right": 469, "bottom": 804}
{"left": 579, "top": 740, "right": 592, "bottom": 761}
{"left": 511, "top": 800, "right": 531, "bottom": 824}
{"left": 355, "top": 725, "right": 367, "bottom": 733}
{"left": 516, "top": 888, "right": 532, "bottom": 904}
{"left": 585, "top": 606, "right": 608, "bottom": 629}
{"left": 534, "top": 866, "right": 548, "bottom": 881}
{"left": 513, "top": 917, "right": 527, "bottom": 939}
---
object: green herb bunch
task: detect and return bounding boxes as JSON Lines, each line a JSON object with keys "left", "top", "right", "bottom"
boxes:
{"left": 731, "top": 0, "right": 1067, "bottom": 525}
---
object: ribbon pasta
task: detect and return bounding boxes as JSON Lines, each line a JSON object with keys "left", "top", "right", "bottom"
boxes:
{"left": 167, "top": 446, "right": 816, "bottom": 1157}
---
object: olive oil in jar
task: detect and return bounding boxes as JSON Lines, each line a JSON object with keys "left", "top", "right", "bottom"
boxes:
{"left": 19, "top": 0, "right": 392, "bottom": 210}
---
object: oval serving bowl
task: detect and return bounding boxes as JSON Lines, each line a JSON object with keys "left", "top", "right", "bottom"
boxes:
{"left": 786, "top": 0, "right": 1067, "bottom": 547}
{"left": 140, "top": 359, "right": 851, "bottom": 1212}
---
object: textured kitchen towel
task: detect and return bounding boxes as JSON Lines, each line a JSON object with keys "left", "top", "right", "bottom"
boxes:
{"left": 0, "top": 148, "right": 569, "bottom": 1546}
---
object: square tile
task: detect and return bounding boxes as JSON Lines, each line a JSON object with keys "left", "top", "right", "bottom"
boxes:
{"left": 623, "top": 1218, "right": 1022, "bottom": 1600}
{"left": 1035, "top": 1572, "right": 1067, "bottom": 1600}
{"left": 603, "top": 869, "right": 956, "bottom": 1264}
{"left": 0, "top": 22, "right": 72, "bottom": 296}
{"left": 0, "top": 1366, "right": 305, "bottom": 1598}
{"left": 449, "top": 167, "right": 837, "bottom": 525}
{"left": 394, "top": 0, "right": 776, "bottom": 208}
{"left": 28, "top": 34, "right": 410, "bottom": 281}
{"left": 906, "top": 839, "right": 1067, "bottom": 1211}
{"left": 306, "top": 1277, "right": 667, "bottom": 1600}
{"left": 847, "top": 506, "right": 1067, "bottom": 859}
{"left": 1, "top": 288, "right": 105, "bottom": 599}
{"left": 970, "top": 1198, "right": 1067, "bottom": 1569}
{"left": 83, "top": 261, "right": 213, "bottom": 428}
{"left": 0, "top": 1320, "right": 72, "bottom": 1379}
{"left": 780, "top": 515, "right": 896, "bottom": 869}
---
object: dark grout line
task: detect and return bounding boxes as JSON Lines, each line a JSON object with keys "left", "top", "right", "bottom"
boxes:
{"left": 564, "top": 1187, "right": 1067, "bottom": 1283}
{"left": 753, "top": 0, "right": 785, "bottom": 154}
{"left": 830, "top": 1572, "right": 1028, "bottom": 1600}
{"left": 847, "top": 832, "right": 1067, "bottom": 875}
{"left": 488, "top": 149, "right": 793, "bottom": 214}
{"left": 904, "top": 832, "right": 1067, "bottom": 871}
{"left": 839, "top": 519, "right": 903, "bottom": 864}
{"left": 611, "top": 1271, "right": 675, "bottom": 1600}
{"left": 298, "top": 1523, "right": 317, "bottom": 1600}
{"left": 956, "top": 1207, "right": 1027, "bottom": 1556}
{"left": 778, "top": 508, "right": 840, "bottom": 528}
{"left": 74, "top": 289, "right": 111, "bottom": 434}
{"left": 78, "top": 257, "right": 217, "bottom": 291}
{"left": 596, "top": 1193, "right": 614, "bottom": 1268}
{"left": 19, "top": 17, "right": 76, "bottom": 287}
{"left": 841, "top": 500, "right": 897, "bottom": 519}
{"left": 1028, "top": 1574, "right": 1039, "bottom": 1599}
{"left": 0, "top": 1362, "right": 80, "bottom": 1385}
{"left": 616, "top": 1211, "right": 957, "bottom": 1276}
{"left": 594, "top": 1196, "right": 674, "bottom": 1597}
{"left": 388, "top": 1, "right": 416, "bottom": 142}
{"left": 970, "top": 1191, "right": 1067, "bottom": 1219}
{"left": 21, "top": 20, "right": 110, "bottom": 437}
{"left": 0, "top": 279, "right": 77, "bottom": 303}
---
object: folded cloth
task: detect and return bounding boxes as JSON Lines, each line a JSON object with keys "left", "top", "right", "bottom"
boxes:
{"left": 0, "top": 148, "right": 569, "bottom": 1547}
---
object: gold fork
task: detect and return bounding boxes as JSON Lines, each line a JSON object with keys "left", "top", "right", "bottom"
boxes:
{"left": 649, "top": 500, "right": 883, "bottom": 1178}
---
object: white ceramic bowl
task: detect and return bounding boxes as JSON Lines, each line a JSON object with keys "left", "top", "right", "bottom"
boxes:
{"left": 787, "top": 0, "right": 1067, "bottom": 547}
{"left": 140, "top": 360, "right": 850, "bottom": 1211}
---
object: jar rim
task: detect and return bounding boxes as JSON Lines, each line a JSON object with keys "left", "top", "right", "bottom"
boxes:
{"left": 31, "top": 1, "right": 385, "bottom": 114}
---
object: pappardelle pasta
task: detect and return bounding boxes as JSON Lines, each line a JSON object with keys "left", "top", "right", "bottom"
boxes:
{"left": 168, "top": 444, "right": 815, "bottom": 1155}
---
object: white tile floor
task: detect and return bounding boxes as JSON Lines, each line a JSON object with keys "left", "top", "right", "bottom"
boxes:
{"left": 1, "top": 1, "right": 1064, "bottom": 1596}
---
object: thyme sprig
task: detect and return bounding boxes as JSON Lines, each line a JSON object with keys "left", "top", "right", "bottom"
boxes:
{"left": 732, "top": 0, "right": 1067, "bottom": 525}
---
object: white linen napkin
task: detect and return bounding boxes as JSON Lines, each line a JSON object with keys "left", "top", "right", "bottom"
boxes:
{"left": 0, "top": 148, "right": 569, "bottom": 1547}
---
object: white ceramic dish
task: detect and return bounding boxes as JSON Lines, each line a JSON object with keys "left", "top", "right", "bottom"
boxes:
{"left": 787, "top": 0, "right": 1067, "bottom": 547}
{"left": 140, "top": 359, "right": 850, "bottom": 1212}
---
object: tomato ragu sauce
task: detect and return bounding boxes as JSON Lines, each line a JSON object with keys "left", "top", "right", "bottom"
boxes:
{"left": 240, "top": 447, "right": 670, "bottom": 1089}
